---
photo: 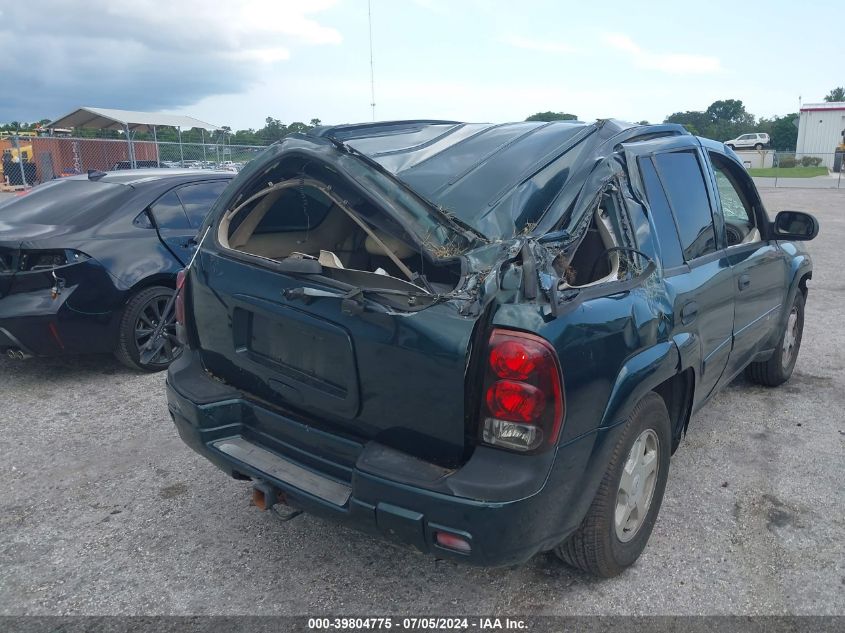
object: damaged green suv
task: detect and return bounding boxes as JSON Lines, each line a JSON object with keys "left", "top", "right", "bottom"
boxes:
{"left": 165, "top": 120, "right": 817, "bottom": 576}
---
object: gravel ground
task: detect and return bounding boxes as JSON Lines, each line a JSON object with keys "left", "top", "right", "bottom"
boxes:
{"left": 0, "top": 187, "right": 843, "bottom": 616}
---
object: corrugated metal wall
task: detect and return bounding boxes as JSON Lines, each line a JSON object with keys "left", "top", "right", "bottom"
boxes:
{"left": 796, "top": 106, "right": 845, "bottom": 169}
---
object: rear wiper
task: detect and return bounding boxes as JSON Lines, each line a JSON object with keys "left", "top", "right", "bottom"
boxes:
{"left": 326, "top": 137, "right": 488, "bottom": 243}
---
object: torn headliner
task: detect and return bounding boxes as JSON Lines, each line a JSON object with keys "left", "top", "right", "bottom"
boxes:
{"left": 310, "top": 120, "right": 688, "bottom": 238}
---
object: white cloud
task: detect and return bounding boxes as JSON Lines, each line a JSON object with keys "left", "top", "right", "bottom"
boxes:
{"left": 502, "top": 35, "right": 577, "bottom": 55}
{"left": 602, "top": 33, "right": 721, "bottom": 75}
{"left": 0, "top": 0, "right": 341, "bottom": 120}
{"left": 226, "top": 48, "right": 292, "bottom": 64}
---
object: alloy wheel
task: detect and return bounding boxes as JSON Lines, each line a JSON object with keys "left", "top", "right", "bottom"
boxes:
{"left": 781, "top": 307, "right": 799, "bottom": 370}
{"left": 615, "top": 428, "right": 660, "bottom": 542}
{"left": 133, "top": 294, "right": 181, "bottom": 366}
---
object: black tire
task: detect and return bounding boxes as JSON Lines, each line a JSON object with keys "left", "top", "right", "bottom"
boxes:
{"left": 726, "top": 144, "right": 735, "bottom": 149}
{"left": 754, "top": 143, "right": 764, "bottom": 150}
{"left": 555, "top": 392, "right": 671, "bottom": 577}
{"left": 114, "top": 285, "right": 181, "bottom": 372}
{"left": 745, "top": 291, "right": 805, "bottom": 387}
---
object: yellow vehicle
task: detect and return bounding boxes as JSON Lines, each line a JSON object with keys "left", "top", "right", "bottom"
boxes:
{"left": 0, "top": 141, "right": 34, "bottom": 185}
{"left": 835, "top": 130, "right": 845, "bottom": 172}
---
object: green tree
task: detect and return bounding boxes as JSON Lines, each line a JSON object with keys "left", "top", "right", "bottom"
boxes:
{"left": 525, "top": 111, "right": 578, "bottom": 122}
{"left": 824, "top": 86, "right": 845, "bottom": 102}
{"left": 665, "top": 99, "right": 755, "bottom": 140}
{"left": 286, "top": 122, "right": 311, "bottom": 135}
{"left": 664, "top": 110, "right": 710, "bottom": 136}
{"left": 704, "top": 99, "right": 755, "bottom": 140}
{"left": 259, "top": 117, "right": 288, "bottom": 143}
{"left": 763, "top": 113, "right": 799, "bottom": 151}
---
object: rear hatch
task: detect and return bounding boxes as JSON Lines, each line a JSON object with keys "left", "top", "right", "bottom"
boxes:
{"left": 190, "top": 255, "right": 477, "bottom": 465}
{"left": 188, "top": 142, "right": 485, "bottom": 466}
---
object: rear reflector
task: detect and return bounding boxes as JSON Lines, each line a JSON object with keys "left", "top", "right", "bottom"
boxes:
{"left": 434, "top": 531, "right": 472, "bottom": 553}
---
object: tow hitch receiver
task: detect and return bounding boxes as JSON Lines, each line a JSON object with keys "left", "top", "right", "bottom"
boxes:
{"left": 251, "top": 481, "right": 302, "bottom": 521}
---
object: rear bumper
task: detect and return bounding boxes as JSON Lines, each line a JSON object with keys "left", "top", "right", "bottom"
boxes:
{"left": 167, "top": 350, "right": 622, "bottom": 567}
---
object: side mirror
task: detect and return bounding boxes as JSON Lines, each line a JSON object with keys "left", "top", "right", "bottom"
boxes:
{"left": 772, "top": 211, "right": 819, "bottom": 241}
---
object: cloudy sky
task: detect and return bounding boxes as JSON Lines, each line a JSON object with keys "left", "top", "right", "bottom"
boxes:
{"left": 1, "top": 0, "right": 839, "bottom": 129}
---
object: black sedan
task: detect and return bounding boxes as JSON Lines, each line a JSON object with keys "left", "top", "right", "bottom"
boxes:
{"left": 0, "top": 169, "right": 232, "bottom": 371}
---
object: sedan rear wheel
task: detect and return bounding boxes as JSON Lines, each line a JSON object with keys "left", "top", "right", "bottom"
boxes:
{"left": 115, "top": 286, "right": 182, "bottom": 372}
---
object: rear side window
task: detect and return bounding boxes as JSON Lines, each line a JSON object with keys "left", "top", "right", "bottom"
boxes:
{"left": 177, "top": 180, "right": 229, "bottom": 228}
{"left": 638, "top": 157, "right": 684, "bottom": 269}
{"left": 653, "top": 151, "right": 717, "bottom": 261}
{"left": 150, "top": 191, "right": 190, "bottom": 230}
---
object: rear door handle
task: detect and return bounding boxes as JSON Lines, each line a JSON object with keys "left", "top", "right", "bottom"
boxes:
{"left": 681, "top": 301, "right": 698, "bottom": 325}
{"left": 738, "top": 273, "right": 751, "bottom": 291}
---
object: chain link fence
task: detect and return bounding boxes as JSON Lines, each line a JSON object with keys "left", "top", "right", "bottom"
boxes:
{"left": 0, "top": 135, "right": 270, "bottom": 188}
{"left": 731, "top": 149, "right": 844, "bottom": 189}
{"left": 2, "top": 136, "right": 844, "bottom": 191}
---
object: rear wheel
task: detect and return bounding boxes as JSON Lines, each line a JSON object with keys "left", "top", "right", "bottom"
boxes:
{"left": 555, "top": 391, "right": 671, "bottom": 577}
{"left": 115, "top": 286, "right": 182, "bottom": 372}
{"left": 754, "top": 143, "right": 764, "bottom": 150}
{"left": 726, "top": 143, "right": 735, "bottom": 149}
{"left": 745, "top": 291, "right": 805, "bottom": 387}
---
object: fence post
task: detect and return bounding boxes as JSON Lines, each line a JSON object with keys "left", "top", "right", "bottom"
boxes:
{"left": 178, "top": 127, "right": 185, "bottom": 167}
{"left": 774, "top": 151, "right": 778, "bottom": 188}
{"left": 123, "top": 124, "right": 135, "bottom": 169}
{"left": 153, "top": 126, "right": 159, "bottom": 167}
{"left": 12, "top": 134, "right": 27, "bottom": 187}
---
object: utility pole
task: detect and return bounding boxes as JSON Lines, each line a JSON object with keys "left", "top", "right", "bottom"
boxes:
{"left": 368, "top": 0, "right": 376, "bottom": 121}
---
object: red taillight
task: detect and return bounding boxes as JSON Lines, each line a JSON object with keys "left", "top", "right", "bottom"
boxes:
{"left": 489, "top": 339, "right": 543, "bottom": 380}
{"left": 479, "top": 329, "right": 564, "bottom": 452}
{"left": 485, "top": 380, "right": 545, "bottom": 422}
{"left": 175, "top": 269, "right": 186, "bottom": 326}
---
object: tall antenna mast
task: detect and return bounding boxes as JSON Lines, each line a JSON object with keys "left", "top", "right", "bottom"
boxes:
{"left": 368, "top": 0, "right": 376, "bottom": 121}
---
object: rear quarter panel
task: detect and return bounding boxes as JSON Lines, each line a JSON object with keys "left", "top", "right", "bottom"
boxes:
{"left": 491, "top": 284, "right": 678, "bottom": 444}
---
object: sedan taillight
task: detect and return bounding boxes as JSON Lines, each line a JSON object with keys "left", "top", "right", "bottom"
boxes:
{"left": 16, "top": 249, "right": 89, "bottom": 272}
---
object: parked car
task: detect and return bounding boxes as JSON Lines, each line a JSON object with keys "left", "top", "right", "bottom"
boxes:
{"left": 112, "top": 160, "right": 170, "bottom": 170}
{"left": 724, "top": 132, "right": 770, "bottom": 150}
{"left": 166, "top": 120, "right": 816, "bottom": 576}
{"left": 0, "top": 169, "right": 232, "bottom": 370}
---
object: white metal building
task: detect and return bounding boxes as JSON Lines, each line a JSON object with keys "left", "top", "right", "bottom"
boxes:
{"left": 795, "top": 102, "right": 845, "bottom": 169}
